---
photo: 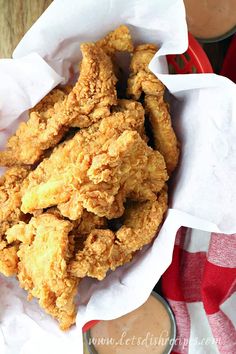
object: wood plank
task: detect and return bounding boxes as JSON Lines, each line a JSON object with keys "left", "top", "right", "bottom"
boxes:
{"left": 0, "top": 0, "right": 52, "bottom": 58}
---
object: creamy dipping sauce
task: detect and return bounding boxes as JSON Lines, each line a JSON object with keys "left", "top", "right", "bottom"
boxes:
{"left": 184, "top": 0, "right": 236, "bottom": 39}
{"left": 90, "top": 295, "right": 172, "bottom": 354}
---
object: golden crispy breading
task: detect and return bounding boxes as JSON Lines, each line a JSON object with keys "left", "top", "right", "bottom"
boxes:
{"left": 97, "top": 25, "right": 133, "bottom": 55}
{"left": 77, "top": 210, "right": 107, "bottom": 236}
{"left": 0, "top": 167, "right": 29, "bottom": 241}
{"left": 0, "top": 245, "right": 18, "bottom": 276}
{"left": 21, "top": 128, "right": 168, "bottom": 219}
{"left": 29, "top": 88, "right": 68, "bottom": 115}
{"left": 44, "top": 206, "right": 106, "bottom": 237}
{"left": 69, "top": 229, "right": 131, "bottom": 280}
{"left": 0, "top": 44, "right": 117, "bottom": 167}
{"left": 20, "top": 102, "right": 155, "bottom": 217}
{"left": 96, "top": 25, "right": 133, "bottom": 86}
{"left": 20, "top": 102, "right": 145, "bottom": 192}
{"left": 0, "top": 28, "right": 175, "bottom": 331}
{"left": 0, "top": 28, "right": 133, "bottom": 167}
{"left": 0, "top": 241, "right": 7, "bottom": 250}
{"left": 69, "top": 189, "right": 167, "bottom": 280}
{"left": 6, "top": 221, "right": 35, "bottom": 244}
{"left": 57, "top": 191, "right": 84, "bottom": 221}
{"left": 109, "top": 99, "right": 146, "bottom": 137}
{"left": 127, "top": 44, "right": 164, "bottom": 100}
{"left": 127, "top": 44, "right": 179, "bottom": 174}
{"left": 116, "top": 187, "right": 168, "bottom": 252}
{"left": 129, "top": 44, "right": 157, "bottom": 73}
{"left": 128, "top": 71, "right": 164, "bottom": 100}
{"left": 112, "top": 99, "right": 148, "bottom": 141}
{"left": 145, "top": 95, "right": 179, "bottom": 174}
{"left": 0, "top": 89, "right": 67, "bottom": 167}
{"left": 17, "top": 214, "right": 79, "bottom": 330}
{"left": 64, "top": 43, "right": 117, "bottom": 127}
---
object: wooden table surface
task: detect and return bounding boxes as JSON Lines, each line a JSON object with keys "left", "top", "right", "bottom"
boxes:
{"left": 0, "top": 0, "right": 52, "bottom": 58}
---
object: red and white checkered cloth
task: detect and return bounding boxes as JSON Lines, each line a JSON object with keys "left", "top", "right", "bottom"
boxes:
{"left": 162, "top": 228, "right": 236, "bottom": 354}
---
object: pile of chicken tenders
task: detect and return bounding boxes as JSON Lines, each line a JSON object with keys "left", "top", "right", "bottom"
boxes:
{"left": 0, "top": 26, "right": 179, "bottom": 329}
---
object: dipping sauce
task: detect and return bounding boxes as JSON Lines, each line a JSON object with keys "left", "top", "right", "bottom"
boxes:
{"left": 184, "top": 0, "right": 236, "bottom": 40}
{"left": 88, "top": 293, "right": 175, "bottom": 354}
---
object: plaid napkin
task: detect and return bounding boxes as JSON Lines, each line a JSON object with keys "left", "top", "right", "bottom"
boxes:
{"left": 162, "top": 227, "right": 236, "bottom": 354}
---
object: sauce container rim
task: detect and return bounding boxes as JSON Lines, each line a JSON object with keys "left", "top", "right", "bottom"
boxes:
{"left": 196, "top": 25, "right": 236, "bottom": 43}
{"left": 83, "top": 291, "right": 177, "bottom": 354}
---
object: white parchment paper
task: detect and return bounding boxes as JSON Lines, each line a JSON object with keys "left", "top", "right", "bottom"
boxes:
{"left": 0, "top": 0, "right": 235, "bottom": 353}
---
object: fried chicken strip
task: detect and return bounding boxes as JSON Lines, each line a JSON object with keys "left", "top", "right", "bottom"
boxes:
{"left": 116, "top": 187, "right": 168, "bottom": 252}
{"left": 0, "top": 89, "right": 68, "bottom": 166}
{"left": 64, "top": 43, "right": 117, "bottom": 127}
{"left": 21, "top": 100, "right": 167, "bottom": 219}
{"left": 22, "top": 128, "right": 167, "bottom": 219}
{"left": 0, "top": 43, "right": 117, "bottom": 166}
{"left": 16, "top": 214, "right": 79, "bottom": 330}
{"left": 145, "top": 95, "right": 179, "bottom": 174}
{"left": 69, "top": 188, "right": 167, "bottom": 280}
{"left": 127, "top": 44, "right": 179, "bottom": 174}
{"left": 127, "top": 44, "right": 164, "bottom": 100}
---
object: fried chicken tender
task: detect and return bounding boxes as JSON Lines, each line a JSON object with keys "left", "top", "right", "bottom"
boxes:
{"left": 16, "top": 214, "right": 79, "bottom": 330}
{"left": 145, "top": 96, "right": 179, "bottom": 174}
{"left": 0, "top": 167, "right": 29, "bottom": 246}
{"left": 96, "top": 25, "right": 134, "bottom": 90}
{"left": 69, "top": 189, "right": 167, "bottom": 280}
{"left": 20, "top": 101, "right": 148, "bottom": 214}
{"left": 21, "top": 121, "right": 168, "bottom": 219}
{"left": 0, "top": 89, "right": 68, "bottom": 167}
{"left": 0, "top": 245, "right": 18, "bottom": 276}
{"left": 64, "top": 43, "right": 117, "bottom": 128}
{"left": 127, "top": 44, "right": 164, "bottom": 100}
{"left": 97, "top": 25, "right": 133, "bottom": 55}
{"left": 0, "top": 44, "right": 117, "bottom": 167}
{"left": 127, "top": 44, "right": 179, "bottom": 174}
{"left": 116, "top": 187, "right": 168, "bottom": 252}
